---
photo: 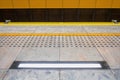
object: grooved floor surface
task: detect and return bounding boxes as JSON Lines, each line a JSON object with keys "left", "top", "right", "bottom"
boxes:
{"left": 0, "top": 25, "right": 120, "bottom": 80}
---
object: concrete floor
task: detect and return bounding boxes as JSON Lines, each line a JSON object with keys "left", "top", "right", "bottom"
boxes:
{"left": 0, "top": 25, "right": 120, "bottom": 80}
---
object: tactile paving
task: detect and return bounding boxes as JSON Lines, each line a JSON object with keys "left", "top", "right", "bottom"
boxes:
{"left": 0, "top": 36, "right": 120, "bottom": 47}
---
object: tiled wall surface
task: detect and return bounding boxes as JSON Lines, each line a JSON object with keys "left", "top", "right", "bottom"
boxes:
{"left": 0, "top": 0, "right": 120, "bottom": 8}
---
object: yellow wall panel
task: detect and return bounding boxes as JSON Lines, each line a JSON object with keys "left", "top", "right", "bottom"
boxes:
{"left": 79, "top": 0, "right": 96, "bottom": 8}
{"left": 0, "top": 0, "right": 13, "bottom": 8}
{"left": 63, "top": 0, "right": 79, "bottom": 8}
{"left": 96, "top": 0, "right": 112, "bottom": 8}
{"left": 13, "top": 0, "right": 29, "bottom": 8}
{"left": 47, "top": 0, "right": 62, "bottom": 8}
{"left": 30, "top": 0, "right": 46, "bottom": 8}
{"left": 112, "top": 0, "right": 120, "bottom": 8}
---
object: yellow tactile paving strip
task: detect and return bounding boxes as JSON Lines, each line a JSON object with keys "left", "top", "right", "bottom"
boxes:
{"left": 0, "top": 22, "right": 120, "bottom": 26}
{"left": 0, "top": 33, "right": 120, "bottom": 36}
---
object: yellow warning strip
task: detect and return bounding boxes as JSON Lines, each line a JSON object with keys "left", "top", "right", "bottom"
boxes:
{"left": 0, "top": 33, "right": 120, "bottom": 36}
{"left": 0, "top": 22, "right": 120, "bottom": 26}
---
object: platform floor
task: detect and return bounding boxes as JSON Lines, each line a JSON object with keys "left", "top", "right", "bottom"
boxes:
{"left": 0, "top": 25, "right": 120, "bottom": 80}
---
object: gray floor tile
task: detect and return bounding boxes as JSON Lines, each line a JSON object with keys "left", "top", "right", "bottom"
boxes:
{"left": 112, "top": 69, "right": 120, "bottom": 80}
{"left": 0, "top": 26, "right": 36, "bottom": 33}
{"left": 0, "top": 31, "right": 35, "bottom": 33}
{"left": 60, "top": 70, "right": 116, "bottom": 80}
{"left": 0, "top": 47, "right": 22, "bottom": 69}
{"left": 3, "top": 69, "right": 59, "bottom": 80}
{"left": 16, "top": 47, "right": 59, "bottom": 61}
{"left": 83, "top": 26, "right": 120, "bottom": 33}
{"left": 35, "top": 26, "right": 86, "bottom": 33}
{"left": 97, "top": 48, "right": 120, "bottom": 69}
{"left": 60, "top": 48, "right": 103, "bottom": 61}
{"left": 0, "top": 70, "right": 7, "bottom": 80}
